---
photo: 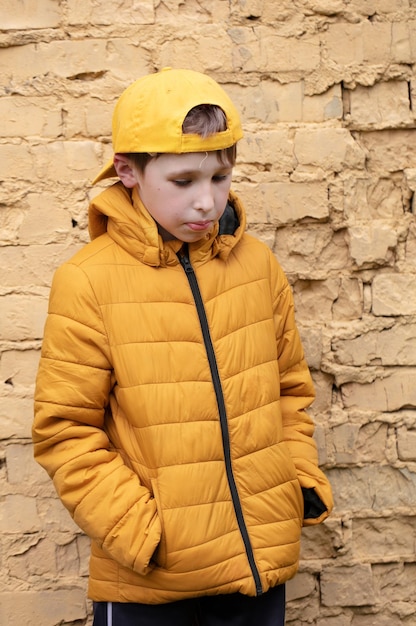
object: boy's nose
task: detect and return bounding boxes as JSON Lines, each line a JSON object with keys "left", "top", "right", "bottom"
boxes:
{"left": 195, "top": 184, "right": 215, "bottom": 212}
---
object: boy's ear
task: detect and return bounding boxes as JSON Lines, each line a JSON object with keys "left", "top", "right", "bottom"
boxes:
{"left": 113, "top": 154, "right": 138, "bottom": 188}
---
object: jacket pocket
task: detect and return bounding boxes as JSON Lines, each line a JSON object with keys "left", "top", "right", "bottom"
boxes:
{"left": 150, "top": 478, "right": 167, "bottom": 569}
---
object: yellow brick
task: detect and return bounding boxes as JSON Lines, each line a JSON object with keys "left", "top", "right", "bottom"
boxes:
{"left": 0, "top": 0, "right": 61, "bottom": 29}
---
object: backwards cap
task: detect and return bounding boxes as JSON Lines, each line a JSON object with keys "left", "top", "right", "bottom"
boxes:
{"left": 92, "top": 67, "right": 243, "bottom": 184}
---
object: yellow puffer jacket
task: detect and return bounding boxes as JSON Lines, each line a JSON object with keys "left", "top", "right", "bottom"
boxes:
{"left": 33, "top": 182, "right": 333, "bottom": 604}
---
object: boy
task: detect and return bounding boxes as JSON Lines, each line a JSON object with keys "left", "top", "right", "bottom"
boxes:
{"left": 33, "top": 68, "right": 333, "bottom": 626}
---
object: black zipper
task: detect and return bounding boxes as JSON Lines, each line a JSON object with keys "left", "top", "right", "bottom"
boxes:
{"left": 178, "top": 250, "right": 263, "bottom": 596}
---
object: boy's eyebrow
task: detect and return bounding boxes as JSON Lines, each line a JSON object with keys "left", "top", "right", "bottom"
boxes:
{"left": 168, "top": 166, "right": 233, "bottom": 177}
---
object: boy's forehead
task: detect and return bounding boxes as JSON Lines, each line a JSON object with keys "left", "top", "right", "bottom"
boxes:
{"left": 150, "top": 152, "right": 233, "bottom": 171}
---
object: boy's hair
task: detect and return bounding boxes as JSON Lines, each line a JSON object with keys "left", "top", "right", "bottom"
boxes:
{"left": 126, "top": 105, "right": 237, "bottom": 172}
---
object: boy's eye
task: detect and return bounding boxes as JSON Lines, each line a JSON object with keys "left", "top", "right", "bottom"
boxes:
{"left": 171, "top": 172, "right": 231, "bottom": 186}
{"left": 172, "top": 179, "right": 192, "bottom": 187}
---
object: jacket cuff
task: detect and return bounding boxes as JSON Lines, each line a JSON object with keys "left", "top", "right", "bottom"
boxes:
{"left": 301, "top": 487, "right": 328, "bottom": 519}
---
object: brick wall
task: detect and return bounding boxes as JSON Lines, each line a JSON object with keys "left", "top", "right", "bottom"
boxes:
{"left": 1, "top": 1, "right": 416, "bottom": 624}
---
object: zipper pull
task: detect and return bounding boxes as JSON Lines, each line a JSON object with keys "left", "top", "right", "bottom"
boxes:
{"left": 178, "top": 248, "right": 194, "bottom": 275}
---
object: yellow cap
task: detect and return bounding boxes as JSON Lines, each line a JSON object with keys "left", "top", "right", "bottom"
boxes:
{"left": 92, "top": 68, "right": 243, "bottom": 184}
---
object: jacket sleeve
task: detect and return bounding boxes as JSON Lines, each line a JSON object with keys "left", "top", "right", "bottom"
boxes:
{"left": 33, "top": 262, "right": 161, "bottom": 573}
{"left": 269, "top": 253, "right": 334, "bottom": 525}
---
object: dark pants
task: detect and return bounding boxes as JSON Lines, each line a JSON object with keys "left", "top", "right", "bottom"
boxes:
{"left": 93, "top": 584, "right": 285, "bottom": 626}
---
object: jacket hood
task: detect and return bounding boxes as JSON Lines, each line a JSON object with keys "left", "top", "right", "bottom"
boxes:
{"left": 88, "top": 182, "right": 246, "bottom": 268}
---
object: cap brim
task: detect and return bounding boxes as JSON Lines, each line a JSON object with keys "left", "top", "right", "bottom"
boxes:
{"left": 92, "top": 159, "right": 117, "bottom": 185}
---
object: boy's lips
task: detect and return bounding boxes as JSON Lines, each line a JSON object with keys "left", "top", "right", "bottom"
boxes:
{"left": 186, "top": 220, "right": 213, "bottom": 231}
